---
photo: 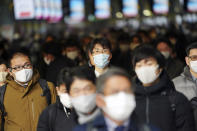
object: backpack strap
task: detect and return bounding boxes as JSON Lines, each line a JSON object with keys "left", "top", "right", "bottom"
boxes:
{"left": 39, "top": 79, "right": 51, "bottom": 105}
{"left": 0, "top": 84, "right": 7, "bottom": 131}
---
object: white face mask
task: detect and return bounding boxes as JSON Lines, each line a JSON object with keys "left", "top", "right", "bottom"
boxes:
{"left": 93, "top": 54, "right": 110, "bottom": 69}
{"left": 71, "top": 93, "right": 96, "bottom": 114}
{"left": 14, "top": 69, "right": 33, "bottom": 83}
{"left": 44, "top": 57, "right": 51, "bottom": 65}
{"left": 103, "top": 92, "right": 136, "bottom": 122}
{"left": 0, "top": 72, "right": 8, "bottom": 82}
{"left": 59, "top": 93, "right": 72, "bottom": 108}
{"left": 135, "top": 65, "right": 160, "bottom": 84}
{"left": 66, "top": 51, "right": 78, "bottom": 60}
{"left": 161, "top": 51, "right": 170, "bottom": 59}
{"left": 190, "top": 60, "right": 197, "bottom": 73}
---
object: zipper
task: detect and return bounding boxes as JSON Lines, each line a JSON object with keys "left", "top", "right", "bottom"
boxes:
{"left": 146, "top": 96, "right": 150, "bottom": 124}
{"left": 31, "top": 99, "right": 35, "bottom": 121}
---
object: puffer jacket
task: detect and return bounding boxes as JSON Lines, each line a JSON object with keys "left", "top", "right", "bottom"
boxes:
{"left": 1, "top": 70, "right": 56, "bottom": 131}
{"left": 173, "top": 66, "right": 197, "bottom": 100}
{"left": 133, "top": 70, "right": 195, "bottom": 131}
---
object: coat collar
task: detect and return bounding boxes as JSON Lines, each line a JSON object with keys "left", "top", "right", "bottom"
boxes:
{"left": 134, "top": 70, "right": 175, "bottom": 95}
{"left": 181, "top": 66, "right": 194, "bottom": 81}
{"left": 6, "top": 69, "right": 40, "bottom": 97}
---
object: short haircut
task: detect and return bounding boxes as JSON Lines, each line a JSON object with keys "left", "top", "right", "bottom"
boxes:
{"left": 186, "top": 42, "right": 197, "bottom": 56}
{"left": 65, "top": 66, "right": 96, "bottom": 93}
{"left": 8, "top": 52, "right": 30, "bottom": 67}
{"left": 56, "top": 67, "right": 70, "bottom": 87}
{"left": 89, "top": 37, "right": 112, "bottom": 54}
{"left": 96, "top": 67, "right": 131, "bottom": 94}
{"left": 42, "top": 41, "right": 61, "bottom": 57}
{"left": 132, "top": 45, "right": 165, "bottom": 68}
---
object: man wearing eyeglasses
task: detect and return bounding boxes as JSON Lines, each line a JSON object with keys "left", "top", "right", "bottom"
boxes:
{"left": 3, "top": 52, "right": 56, "bottom": 131}
{"left": 173, "top": 42, "right": 197, "bottom": 130}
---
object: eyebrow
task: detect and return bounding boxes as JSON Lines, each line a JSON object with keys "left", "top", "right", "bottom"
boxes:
{"left": 13, "top": 62, "right": 31, "bottom": 67}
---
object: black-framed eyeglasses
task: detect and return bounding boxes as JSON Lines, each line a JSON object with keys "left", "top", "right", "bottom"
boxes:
{"left": 188, "top": 55, "right": 197, "bottom": 61}
{"left": 10, "top": 63, "right": 32, "bottom": 72}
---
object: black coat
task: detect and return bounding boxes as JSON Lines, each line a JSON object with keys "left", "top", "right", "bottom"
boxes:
{"left": 45, "top": 56, "right": 77, "bottom": 85}
{"left": 133, "top": 71, "right": 195, "bottom": 131}
{"left": 37, "top": 97, "right": 78, "bottom": 131}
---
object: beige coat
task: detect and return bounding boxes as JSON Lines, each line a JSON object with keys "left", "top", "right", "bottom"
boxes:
{"left": 1, "top": 70, "right": 56, "bottom": 131}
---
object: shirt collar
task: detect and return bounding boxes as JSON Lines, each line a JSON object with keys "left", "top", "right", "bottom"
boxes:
{"left": 104, "top": 116, "right": 129, "bottom": 131}
{"left": 94, "top": 68, "right": 108, "bottom": 78}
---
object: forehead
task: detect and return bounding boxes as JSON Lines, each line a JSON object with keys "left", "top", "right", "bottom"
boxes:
{"left": 157, "top": 42, "right": 169, "bottom": 49}
{"left": 136, "top": 57, "right": 157, "bottom": 65}
{"left": 11, "top": 55, "right": 30, "bottom": 66}
{"left": 189, "top": 48, "right": 197, "bottom": 56}
{"left": 71, "top": 79, "right": 94, "bottom": 89}
{"left": 93, "top": 43, "right": 105, "bottom": 50}
{"left": 104, "top": 76, "right": 131, "bottom": 91}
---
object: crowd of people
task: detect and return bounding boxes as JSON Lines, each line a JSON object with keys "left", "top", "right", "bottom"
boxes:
{"left": 0, "top": 26, "right": 197, "bottom": 131}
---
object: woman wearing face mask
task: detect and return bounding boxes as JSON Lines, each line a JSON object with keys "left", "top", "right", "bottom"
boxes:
{"left": 37, "top": 68, "right": 78, "bottom": 131}
{"left": 0, "top": 59, "right": 8, "bottom": 87}
{"left": 88, "top": 38, "right": 112, "bottom": 78}
{"left": 132, "top": 45, "right": 195, "bottom": 131}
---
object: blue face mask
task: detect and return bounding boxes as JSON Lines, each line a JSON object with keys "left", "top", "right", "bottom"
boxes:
{"left": 93, "top": 54, "right": 110, "bottom": 69}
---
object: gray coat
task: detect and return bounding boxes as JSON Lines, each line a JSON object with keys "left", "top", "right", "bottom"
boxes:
{"left": 173, "top": 66, "right": 197, "bottom": 100}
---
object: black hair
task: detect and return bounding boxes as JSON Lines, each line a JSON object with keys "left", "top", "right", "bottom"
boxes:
{"left": 65, "top": 66, "right": 96, "bottom": 93}
{"left": 56, "top": 67, "right": 70, "bottom": 87}
{"left": 89, "top": 37, "right": 112, "bottom": 54}
{"left": 63, "top": 37, "right": 80, "bottom": 48}
{"left": 8, "top": 51, "right": 31, "bottom": 68}
{"left": 132, "top": 44, "right": 165, "bottom": 68}
{"left": 186, "top": 42, "right": 197, "bottom": 56}
{"left": 42, "top": 41, "right": 61, "bottom": 57}
{"left": 154, "top": 37, "right": 173, "bottom": 49}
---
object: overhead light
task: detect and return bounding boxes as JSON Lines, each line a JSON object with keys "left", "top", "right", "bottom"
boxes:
{"left": 143, "top": 10, "right": 152, "bottom": 16}
{"left": 116, "top": 12, "right": 123, "bottom": 18}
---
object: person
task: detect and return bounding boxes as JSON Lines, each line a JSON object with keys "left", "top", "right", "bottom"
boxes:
{"left": 173, "top": 42, "right": 197, "bottom": 129}
{"left": 115, "top": 32, "right": 133, "bottom": 72}
{"left": 68, "top": 66, "right": 100, "bottom": 125}
{"left": 37, "top": 68, "right": 77, "bottom": 131}
{"left": 38, "top": 66, "right": 99, "bottom": 131}
{"left": 62, "top": 38, "right": 86, "bottom": 66}
{"left": 2, "top": 52, "right": 56, "bottom": 131}
{"left": 132, "top": 45, "right": 195, "bottom": 131}
{"left": 88, "top": 37, "right": 112, "bottom": 77}
{"left": 173, "top": 42, "right": 197, "bottom": 100}
{"left": 74, "top": 68, "right": 142, "bottom": 131}
{"left": 155, "top": 38, "right": 184, "bottom": 79}
{"left": 41, "top": 41, "right": 75, "bottom": 85}
{"left": 0, "top": 59, "right": 8, "bottom": 86}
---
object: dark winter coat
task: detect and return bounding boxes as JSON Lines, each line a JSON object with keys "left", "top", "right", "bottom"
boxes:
{"left": 133, "top": 71, "right": 195, "bottom": 131}
{"left": 37, "top": 97, "right": 78, "bottom": 131}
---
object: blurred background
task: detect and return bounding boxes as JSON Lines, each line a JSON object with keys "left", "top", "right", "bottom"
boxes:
{"left": 0, "top": 0, "right": 197, "bottom": 40}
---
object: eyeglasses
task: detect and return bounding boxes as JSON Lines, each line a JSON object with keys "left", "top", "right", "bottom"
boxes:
{"left": 10, "top": 63, "right": 32, "bottom": 71}
{"left": 188, "top": 55, "right": 197, "bottom": 61}
{"left": 92, "top": 49, "right": 110, "bottom": 55}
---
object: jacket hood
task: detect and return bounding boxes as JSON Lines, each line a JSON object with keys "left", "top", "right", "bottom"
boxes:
{"left": 134, "top": 70, "right": 175, "bottom": 96}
